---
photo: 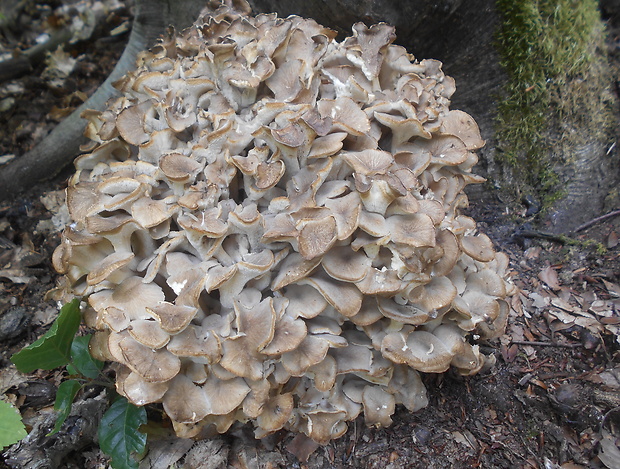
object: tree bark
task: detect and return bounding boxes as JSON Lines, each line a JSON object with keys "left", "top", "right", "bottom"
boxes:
{"left": 247, "top": 0, "right": 619, "bottom": 232}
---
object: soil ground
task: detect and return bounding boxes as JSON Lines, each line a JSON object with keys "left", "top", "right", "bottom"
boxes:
{"left": 0, "top": 1, "right": 619, "bottom": 468}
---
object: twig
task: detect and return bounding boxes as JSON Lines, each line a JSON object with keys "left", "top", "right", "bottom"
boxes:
{"left": 574, "top": 209, "right": 620, "bottom": 233}
{"left": 470, "top": 427, "right": 531, "bottom": 464}
{"left": 511, "top": 229, "right": 568, "bottom": 244}
{"left": 511, "top": 340, "right": 580, "bottom": 348}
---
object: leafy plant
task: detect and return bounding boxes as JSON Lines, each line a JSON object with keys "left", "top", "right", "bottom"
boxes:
{"left": 48, "top": 379, "right": 82, "bottom": 436}
{"left": 99, "top": 397, "right": 148, "bottom": 469}
{"left": 11, "top": 299, "right": 82, "bottom": 373}
{"left": 8, "top": 300, "right": 147, "bottom": 469}
{"left": 0, "top": 400, "right": 27, "bottom": 449}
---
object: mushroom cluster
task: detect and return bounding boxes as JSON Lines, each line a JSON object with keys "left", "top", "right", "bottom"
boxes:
{"left": 53, "top": 0, "right": 515, "bottom": 443}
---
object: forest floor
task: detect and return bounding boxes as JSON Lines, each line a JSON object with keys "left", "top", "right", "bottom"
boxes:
{"left": 0, "top": 1, "right": 619, "bottom": 468}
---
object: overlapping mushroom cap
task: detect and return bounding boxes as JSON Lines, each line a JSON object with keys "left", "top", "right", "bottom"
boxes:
{"left": 53, "top": 0, "right": 516, "bottom": 443}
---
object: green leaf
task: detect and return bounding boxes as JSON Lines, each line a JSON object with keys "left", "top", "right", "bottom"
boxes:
{"left": 47, "top": 380, "right": 82, "bottom": 436}
{"left": 11, "top": 299, "right": 81, "bottom": 373}
{"left": 99, "top": 397, "right": 147, "bottom": 469}
{"left": 69, "top": 335, "right": 104, "bottom": 379}
{"left": 0, "top": 400, "right": 27, "bottom": 448}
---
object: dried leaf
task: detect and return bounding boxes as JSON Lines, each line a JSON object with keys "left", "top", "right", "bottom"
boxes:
{"left": 560, "top": 462, "right": 587, "bottom": 469}
{"left": 529, "top": 291, "right": 550, "bottom": 309}
{"left": 0, "top": 368, "right": 27, "bottom": 396}
{"left": 523, "top": 327, "right": 536, "bottom": 342}
{"left": 0, "top": 269, "right": 35, "bottom": 284}
{"left": 589, "top": 300, "right": 614, "bottom": 317}
{"left": 596, "top": 368, "right": 620, "bottom": 388}
{"left": 551, "top": 297, "right": 576, "bottom": 312}
{"left": 539, "top": 266, "right": 561, "bottom": 290}
{"left": 501, "top": 343, "right": 519, "bottom": 363}
{"left": 183, "top": 440, "right": 229, "bottom": 469}
{"left": 547, "top": 310, "right": 575, "bottom": 325}
{"left": 602, "top": 280, "right": 620, "bottom": 298}
{"left": 524, "top": 246, "right": 542, "bottom": 259}
{"left": 452, "top": 430, "right": 477, "bottom": 450}
{"left": 604, "top": 324, "right": 620, "bottom": 344}
{"left": 542, "top": 458, "right": 561, "bottom": 469}
{"left": 522, "top": 345, "right": 536, "bottom": 358}
{"left": 139, "top": 437, "right": 194, "bottom": 469}
{"left": 0, "top": 154, "right": 15, "bottom": 165}
{"left": 607, "top": 231, "right": 618, "bottom": 249}
{"left": 42, "top": 47, "right": 77, "bottom": 88}
{"left": 39, "top": 190, "right": 70, "bottom": 233}
{"left": 600, "top": 317, "right": 620, "bottom": 325}
{"left": 49, "top": 106, "right": 74, "bottom": 120}
{"left": 286, "top": 434, "right": 319, "bottom": 462}
{"left": 599, "top": 430, "right": 620, "bottom": 469}
{"left": 511, "top": 294, "right": 524, "bottom": 315}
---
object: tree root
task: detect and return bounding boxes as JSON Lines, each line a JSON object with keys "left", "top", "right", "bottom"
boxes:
{"left": 0, "top": 0, "right": 206, "bottom": 202}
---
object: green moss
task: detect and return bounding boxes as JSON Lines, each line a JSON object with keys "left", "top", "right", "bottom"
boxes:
{"left": 495, "top": 0, "right": 603, "bottom": 208}
{"left": 580, "top": 239, "right": 607, "bottom": 255}
{"left": 552, "top": 235, "right": 607, "bottom": 255}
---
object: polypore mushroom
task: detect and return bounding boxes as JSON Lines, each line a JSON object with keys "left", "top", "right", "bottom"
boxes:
{"left": 52, "top": 0, "right": 515, "bottom": 443}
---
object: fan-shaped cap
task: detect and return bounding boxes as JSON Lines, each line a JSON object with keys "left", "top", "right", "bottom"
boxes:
{"left": 362, "top": 385, "right": 395, "bottom": 427}
{"left": 460, "top": 233, "right": 495, "bottom": 262}
{"left": 321, "top": 246, "right": 372, "bottom": 283}
{"left": 255, "top": 393, "right": 294, "bottom": 438}
{"left": 110, "top": 332, "right": 181, "bottom": 382}
{"left": 116, "top": 368, "right": 169, "bottom": 406}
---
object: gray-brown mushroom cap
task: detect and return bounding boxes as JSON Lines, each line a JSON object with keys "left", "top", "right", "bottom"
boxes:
{"left": 112, "top": 333, "right": 181, "bottom": 382}
{"left": 162, "top": 375, "right": 210, "bottom": 424}
{"left": 117, "top": 369, "right": 169, "bottom": 406}
{"left": 321, "top": 246, "right": 372, "bottom": 282}
{"left": 89, "top": 277, "right": 165, "bottom": 331}
{"left": 255, "top": 393, "right": 294, "bottom": 437}
{"left": 381, "top": 329, "right": 455, "bottom": 373}
{"left": 146, "top": 302, "right": 198, "bottom": 334}
{"left": 460, "top": 233, "right": 495, "bottom": 262}
{"left": 362, "top": 385, "right": 396, "bottom": 427}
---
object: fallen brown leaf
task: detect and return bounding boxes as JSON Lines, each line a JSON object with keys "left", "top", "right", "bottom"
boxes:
{"left": 539, "top": 266, "right": 561, "bottom": 290}
{"left": 607, "top": 231, "right": 618, "bottom": 249}
{"left": 286, "top": 434, "right": 319, "bottom": 462}
{"left": 598, "top": 430, "right": 620, "bottom": 469}
{"left": 602, "top": 279, "right": 620, "bottom": 298}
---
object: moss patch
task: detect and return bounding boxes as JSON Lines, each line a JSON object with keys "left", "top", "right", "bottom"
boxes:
{"left": 495, "top": 0, "right": 609, "bottom": 208}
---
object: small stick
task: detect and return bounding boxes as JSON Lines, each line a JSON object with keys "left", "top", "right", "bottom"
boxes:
{"left": 512, "top": 229, "right": 567, "bottom": 243}
{"left": 574, "top": 209, "right": 620, "bottom": 233}
{"left": 511, "top": 340, "right": 580, "bottom": 348}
